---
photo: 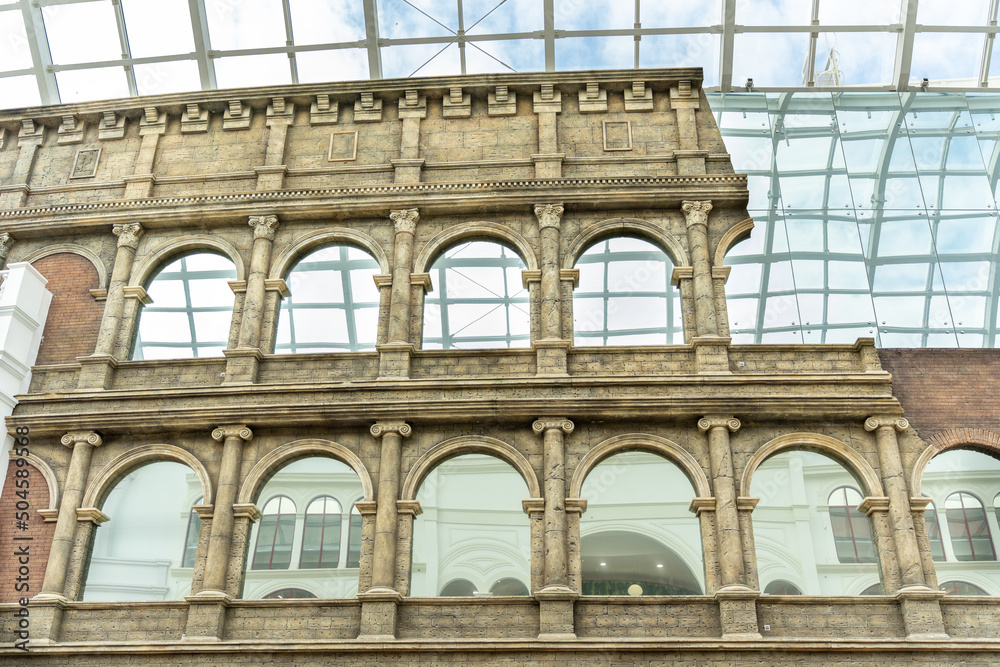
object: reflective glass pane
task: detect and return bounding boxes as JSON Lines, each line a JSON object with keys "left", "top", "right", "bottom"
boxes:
{"left": 122, "top": 0, "right": 194, "bottom": 58}
{"left": 0, "top": 11, "right": 32, "bottom": 71}
{"left": 289, "top": 0, "right": 365, "bottom": 44}
{"left": 43, "top": 1, "right": 120, "bottom": 65}
{"left": 214, "top": 54, "right": 292, "bottom": 88}
{"left": 56, "top": 67, "right": 130, "bottom": 103}
{"left": 206, "top": 0, "right": 286, "bottom": 49}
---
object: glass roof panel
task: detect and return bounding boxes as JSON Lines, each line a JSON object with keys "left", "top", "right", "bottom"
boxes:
{"left": 56, "top": 66, "right": 129, "bottom": 103}
{"left": 296, "top": 49, "right": 370, "bottom": 83}
{"left": 736, "top": 0, "right": 811, "bottom": 26}
{"left": 121, "top": 0, "right": 195, "bottom": 58}
{"left": 379, "top": 0, "right": 458, "bottom": 39}
{"left": 289, "top": 0, "right": 366, "bottom": 44}
{"left": 813, "top": 32, "right": 894, "bottom": 86}
{"left": 640, "top": 0, "right": 720, "bottom": 28}
{"left": 463, "top": 0, "right": 543, "bottom": 35}
{"left": 382, "top": 42, "right": 462, "bottom": 78}
{"left": 465, "top": 39, "right": 542, "bottom": 74}
{"left": 917, "top": 0, "right": 992, "bottom": 25}
{"left": 205, "top": 0, "right": 286, "bottom": 50}
{"left": 1, "top": 75, "right": 42, "bottom": 108}
{"left": 911, "top": 32, "right": 984, "bottom": 84}
{"left": 555, "top": 37, "right": 634, "bottom": 72}
{"left": 214, "top": 54, "right": 292, "bottom": 88}
{"left": 817, "top": 0, "right": 900, "bottom": 25}
{"left": 640, "top": 34, "right": 721, "bottom": 87}
{"left": 556, "top": 0, "right": 632, "bottom": 30}
{"left": 733, "top": 32, "right": 810, "bottom": 87}
{"left": 0, "top": 10, "right": 32, "bottom": 72}
{"left": 43, "top": 0, "right": 120, "bottom": 65}
{"left": 134, "top": 60, "right": 202, "bottom": 96}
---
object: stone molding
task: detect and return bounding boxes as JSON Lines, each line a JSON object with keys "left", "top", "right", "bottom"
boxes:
{"left": 681, "top": 200, "right": 713, "bottom": 227}
{"left": 532, "top": 418, "right": 574, "bottom": 435}
{"left": 533, "top": 203, "right": 564, "bottom": 229}
{"left": 689, "top": 497, "right": 717, "bottom": 514}
{"left": 75, "top": 507, "right": 109, "bottom": 524}
{"left": 698, "top": 417, "right": 741, "bottom": 433}
{"left": 211, "top": 424, "right": 253, "bottom": 443}
{"left": 248, "top": 215, "right": 279, "bottom": 241}
{"left": 565, "top": 498, "right": 588, "bottom": 514}
{"left": 396, "top": 499, "right": 422, "bottom": 516}
{"left": 859, "top": 496, "right": 891, "bottom": 515}
{"left": 390, "top": 208, "right": 419, "bottom": 235}
{"left": 232, "top": 503, "right": 261, "bottom": 521}
{"left": 112, "top": 222, "right": 144, "bottom": 249}
{"left": 522, "top": 498, "right": 545, "bottom": 515}
{"left": 864, "top": 416, "right": 909, "bottom": 432}
{"left": 736, "top": 497, "right": 759, "bottom": 511}
{"left": 60, "top": 431, "right": 102, "bottom": 448}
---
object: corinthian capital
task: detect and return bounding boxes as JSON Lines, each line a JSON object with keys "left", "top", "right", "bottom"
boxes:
{"left": 390, "top": 208, "right": 419, "bottom": 234}
{"left": 681, "top": 200, "right": 713, "bottom": 227}
{"left": 532, "top": 418, "right": 574, "bottom": 435}
{"left": 533, "top": 203, "right": 564, "bottom": 229}
{"left": 864, "top": 416, "right": 909, "bottom": 433}
{"left": 248, "top": 215, "right": 279, "bottom": 240}
{"left": 113, "top": 223, "right": 144, "bottom": 249}
{"left": 0, "top": 233, "right": 14, "bottom": 260}
{"left": 212, "top": 424, "right": 254, "bottom": 442}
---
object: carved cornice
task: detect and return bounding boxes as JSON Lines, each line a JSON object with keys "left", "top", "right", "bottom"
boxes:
{"left": 232, "top": 503, "right": 261, "bottom": 521}
{"left": 61, "top": 431, "right": 102, "bottom": 448}
{"left": 697, "top": 417, "right": 741, "bottom": 433}
{"left": 858, "top": 496, "right": 891, "bottom": 515}
{"left": 248, "top": 215, "right": 279, "bottom": 241}
{"left": 864, "top": 416, "right": 909, "bottom": 432}
{"left": 681, "top": 200, "right": 712, "bottom": 227}
{"left": 211, "top": 424, "right": 253, "bottom": 442}
{"left": 532, "top": 418, "right": 574, "bottom": 435}
{"left": 533, "top": 203, "right": 564, "bottom": 229}
{"left": 689, "top": 497, "right": 716, "bottom": 514}
{"left": 390, "top": 208, "right": 419, "bottom": 234}
{"left": 370, "top": 421, "right": 412, "bottom": 438}
{"left": 76, "top": 507, "right": 109, "bottom": 524}
{"left": 112, "top": 222, "right": 144, "bottom": 249}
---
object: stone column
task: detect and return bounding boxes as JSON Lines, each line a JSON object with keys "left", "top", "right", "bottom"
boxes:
{"left": 690, "top": 497, "right": 720, "bottom": 594}
{"left": 78, "top": 223, "right": 143, "bottom": 389}
{"left": 864, "top": 415, "right": 948, "bottom": 639}
{"left": 736, "top": 497, "right": 761, "bottom": 591}
{"left": 225, "top": 215, "right": 278, "bottom": 383}
{"left": 227, "top": 504, "right": 261, "bottom": 598}
{"left": 682, "top": 201, "right": 730, "bottom": 374}
{"left": 859, "top": 497, "right": 902, "bottom": 594}
{"left": 532, "top": 418, "right": 577, "bottom": 640}
{"left": 534, "top": 204, "right": 570, "bottom": 376}
{"left": 358, "top": 421, "right": 410, "bottom": 640}
{"left": 378, "top": 209, "right": 418, "bottom": 379}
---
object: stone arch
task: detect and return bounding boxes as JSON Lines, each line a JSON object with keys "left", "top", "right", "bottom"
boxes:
{"left": 740, "top": 432, "right": 885, "bottom": 498}
{"left": 563, "top": 218, "right": 688, "bottom": 270}
{"left": 413, "top": 222, "right": 538, "bottom": 274}
{"left": 130, "top": 235, "right": 245, "bottom": 287}
{"left": 912, "top": 428, "right": 1000, "bottom": 496}
{"left": 23, "top": 244, "right": 109, "bottom": 290}
{"left": 269, "top": 227, "right": 390, "bottom": 279}
{"left": 81, "top": 444, "right": 213, "bottom": 508}
{"left": 9, "top": 451, "right": 59, "bottom": 513}
{"left": 714, "top": 217, "right": 755, "bottom": 267}
{"left": 401, "top": 436, "right": 541, "bottom": 501}
{"left": 237, "top": 439, "right": 374, "bottom": 505}
{"left": 569, "top": 433, "right": 711, "bottom": 499}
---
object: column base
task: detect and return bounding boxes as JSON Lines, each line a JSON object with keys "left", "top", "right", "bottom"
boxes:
{"left": 183, "top": 591, "right": 231, "bottom": 642}
{"left": 534, "top": 339, "right": 570, "bottom": 377}
{"left": 896, "top": 585, "right": 949, "bottom": 640}
{"left": 715, "top": 586, "right": 761, "bottom": 640}
{"left": 27, "top": 594, "right": 68, "bottom": 645}
{"left": 222, "top": 347, "right": 264, "bottom": 384}
{"left": 692, "top": 336, "right": 732, "bottom": 375}
{"left": 377, "top": 342, "right": 414, "bottom": 379}
{"left": 358, "top": 587, "right": 402, "bottom": 640}
{"left": 76, "top": 354, "right": 118, "bottom": 390}
{"left": 535, "top": 586, "right": 578, "bottom": 639}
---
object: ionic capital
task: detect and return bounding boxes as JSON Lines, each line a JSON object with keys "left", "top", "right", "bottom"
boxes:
{"left": 532, "top": 418, "right": 574, "bottom": 435}
{"left": 370, "top": 421, "right": 412, "bottom": 438}
{"left": 211, "top": 424, "right": 254, "bottom": 442}
{"left": 390, "top": 208, "right": 419, "bottom": 235}
{"left": 864, "top": 416, "right": 909, "bottom": 433}
{"left": 0, "top": 232, "right": 14, "bottom": 259}
{"left": 112, "top": 222, "right": 144, "bottom": 249}
{"left": 698, "top": 417, "right": 740, "bottom": 433}
{"left": 534, "top": 203, "right": 564, "bottom": 229}
{"left": 60, "top": 431, "right": 103, "bottom": 448}
{"left": 681, "top": 200, "right": 713, "bottom": 227}
{"left": 248, "top": 215, "right": 279, "bottom": 240}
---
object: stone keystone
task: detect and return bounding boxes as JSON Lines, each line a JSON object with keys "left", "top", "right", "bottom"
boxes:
{"left": 60, "top": 431, "right": 103, "bottom": 448}
{"left": 112, "top": 223, "right": 144, "bottom": 249}
{"left": 532, "top": 419, "right": 574, "bottom": 435}
{"left": 864, "top": 416, "right": 909, "bottom": 432}
{"left": 533, "top": 204, "right": 565, "bottom": 229}
{"left": 698, "top": 417, "right": 741, "bottom": 433}
{"left": 211, "top": 425, "right": 254, "bottom": 442}
{"left": 389, "top": 209, "right": 419, "bottom": 234}
{"left": 370, "top": 422, "right": 412, "bottom": 437}
{"left": 248, "top": 215, "right": 279, "bottom": 240}
{"left": 681, "top": 200, "right": 713, "bottom": 227}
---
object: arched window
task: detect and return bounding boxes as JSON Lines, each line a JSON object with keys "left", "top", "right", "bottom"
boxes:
{"left": 924, "top": 497, "right": 946, "bottom": 561}
{"left": 860, "top": 582, "right": 884, "bottom": 595}
{"left": 263, "top": 588, "right": 318, "bottom": 599}
{"left": 300, "top": 496, "right": 342, "bottom": 569}
{"left": 940, "top": 580, "right": 989, "bottom": 595}
{"left": 410, "top": 454, "right": 531, "bottom": 597}
{"left": 489, "top": 577, "right": 529, "bottom": 596}
{"left": 573, "top": 236, "right": 680, "bottom": 346}
{"left": 252, "top": 496, "right": 297, "bottom": 570}
{"left": 828, "top": 486, "right": 877, "bottom": 564}
{"left": 181, "top": 496, "right": 203, "bottom": 568}
{"left": 347, "top": 499, "right": 363, "bottom": 568}
{"left": 763, "top": 580, "right": 802, "bottom": 595}
{"left": 133, "top": 252, "right": 237, "bottom": 360}
{"left": 275, "top": 245, "right": 380, "bottom": 353}
{"left": 945, "top": 492, "right": 996, "bottom": 561}
{"left": 83, "top": 461, "right": 200, "bottom": 601}
{"left": 440, "top": 579, "right": 477, "bottom": 596}
{"left": 580, "top": 451, "right": 703, "bottom": 596}
{"left": 422, "top": 241, "right": 530, "bottom": 349}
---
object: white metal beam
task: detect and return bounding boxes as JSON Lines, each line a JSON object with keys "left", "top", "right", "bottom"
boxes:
{"left": 362, "top": 0, "right": 383, "bottom": 79}
{"left": 543, "top": 0, "right": 554, "bottom": 71}
{"left": 188, "top": 0, "right": 216, "bottom": 90}
{"left": 980, "top": 0, "right": 1000, "bottom": 86}
{"left": 720, "top": 0, "right": 736, "bottom": 91}
{"left": 892, "top": 0, "right": 918, "bottom": 91}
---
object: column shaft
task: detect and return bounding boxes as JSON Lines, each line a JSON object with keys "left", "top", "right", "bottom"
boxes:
{"left": 543, "top": 427, "right": 567, "bottom": 587}
{"left": 201, "top": 425, "right": 252, "bottom": 593}
{"left": 703, "top": 419, "right": 745, "bottom": 587}
{"left": 682, "top": 201, "right": 719, "bottom": 338}
{"left": 387, "top": 210, "right": 418, "bottom": 345}
{"left": 539, "top": 225, "right": 561, "bottom": 340}
{"left": 237, "top": 216, "right": 278, "bottom": 349}
{"left": 94, "top": 224, "right": 143, "bottom": 357}
{"left": 369, "top": 422, "right": 410, "bottom": 591}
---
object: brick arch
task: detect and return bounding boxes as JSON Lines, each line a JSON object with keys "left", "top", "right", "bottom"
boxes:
{"left": 401, "top": 436, "right": 541, "bottom": 501}
{"left": 30, "top": 252, "right": 103, "bottom": 365}
{"left": 412, "top": 222, "right": 538, "bottom": 274}
{"left": 911, "top": 428, "right": 1000, "bottom": 496}
{"left": 563, "top": 217, "right": 689, "bottom": 270}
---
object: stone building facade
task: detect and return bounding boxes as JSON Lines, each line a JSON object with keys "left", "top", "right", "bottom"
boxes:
{"left": 0, "top": 68, "right": 998, "bottom": 664}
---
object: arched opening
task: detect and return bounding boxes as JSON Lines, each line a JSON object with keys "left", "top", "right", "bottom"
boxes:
{"left": 31, "top": 252, "right": 102, "bottom": 365}
{"left": 940, "top": 580, "right": 990, "bottom": 595}
{"left": 422, "top": 241, "right": 530, "bottom": 349}
{"left": 410, "top": 453, "right": 531, "bottom": 597}
{"left": 580, "top": 451, "right": 703, "bottom": 596}
{"left": 489, "top": 577, "right": 529, "bottom": 596}
{"left": 749, "top": 449, "right": 881, "bottom": 596}
{"left": 82, "top": 461, "right": 202, "bottom": 601}
{"left": 263, "top": 587, "right": 318, "bottom": 599}
{"left": 763, "top": 579, "right": 802, "bottom": 595}
{"left": 573, "top": 237, "right": 680, "bottom": 346}
{"left": 439, "top": 579, "right": 477, "bottom": 596}
{"left": 132, "top": 252, "right": 237, "bottom": 360}
{"left": 920, "top": 449, "right": 1000, "bottom": 594}
{"left": 242, "top": 457, "right": 365, "bottom": 600}
{"left": 275, "top": 245, "right": 381, "bottom": 353}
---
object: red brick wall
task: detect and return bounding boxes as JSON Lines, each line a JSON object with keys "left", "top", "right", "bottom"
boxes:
{"left": 31, "top": 253, "right": 103, "bottom": 366}
{"left": 0, "top": 461, "right": 54, "bottom": 603}
{"left": 878, "top": 348, "right": 1000, "bottom": 440}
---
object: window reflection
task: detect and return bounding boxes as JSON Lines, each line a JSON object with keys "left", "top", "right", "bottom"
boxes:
{"left": 411, "top": 454, "right": 531, "bottom": 596}
{"left": 580, "top": 452, "right": 703, "bottom": 596}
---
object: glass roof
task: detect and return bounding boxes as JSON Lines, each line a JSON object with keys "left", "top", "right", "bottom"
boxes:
{"left": 5, "top": 0, "right": 1000, "bottom": 109}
